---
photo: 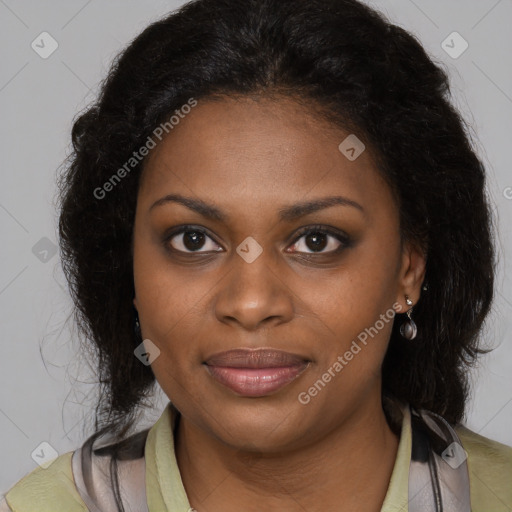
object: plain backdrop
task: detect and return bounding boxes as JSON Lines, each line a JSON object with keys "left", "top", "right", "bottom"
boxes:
{"left": 1, "top": 0, "right": 511, "bottom": 494}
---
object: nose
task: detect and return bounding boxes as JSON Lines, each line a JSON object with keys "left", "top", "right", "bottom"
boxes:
{"left": 213, "top": 247, "right": 295, "bottom": 331}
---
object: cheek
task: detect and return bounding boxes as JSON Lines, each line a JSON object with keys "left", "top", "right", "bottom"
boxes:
{"left": 320, "top": 301, "right": 394, "bottom": 382}
{"left": 133, "top": 239, "right": 211, "bottom": 337}
{"left": 132, "top": 251, "right": 210, "bottom": 392}
{"left": 306, "top": 248, "right": 398, "bottom": 379}
{"left": 300, "top": 294, "right": 395, "bottom": 408}
{"left": 315, "top": 260, "right": 395, "bottom": 331}
{"left": 144, "top": 303, "right": 209, "bottom": 405}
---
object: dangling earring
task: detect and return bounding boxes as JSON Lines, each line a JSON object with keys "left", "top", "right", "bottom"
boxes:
{"left": 400, "top": 295, "right": 417, "bottom": 340}
{"left": 134, "top": 309, "right": 142, "bottom": 340}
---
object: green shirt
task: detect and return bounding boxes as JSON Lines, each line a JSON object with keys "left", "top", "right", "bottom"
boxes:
{"left": 2, "top": 403, "right": 512, "bottom": 511}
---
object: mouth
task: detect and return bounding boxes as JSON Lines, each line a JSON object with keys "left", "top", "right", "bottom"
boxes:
{"left": 203, "top": 348, "right": 311, "bottom": 397}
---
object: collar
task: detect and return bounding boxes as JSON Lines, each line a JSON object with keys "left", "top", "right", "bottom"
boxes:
{"left": 145, "top": 402, "right": 411, "bottom": 512}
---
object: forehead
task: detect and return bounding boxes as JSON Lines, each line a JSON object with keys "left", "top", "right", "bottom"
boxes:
{"left": 138, "top": 96, "right": 394, "bottom": 221}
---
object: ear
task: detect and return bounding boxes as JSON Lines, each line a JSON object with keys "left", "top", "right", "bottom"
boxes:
{"left": 394, "top": 240, "right": 427, "bottom": 313}
{"left": 133, "top": 296, "right": 138, "bottom": 311}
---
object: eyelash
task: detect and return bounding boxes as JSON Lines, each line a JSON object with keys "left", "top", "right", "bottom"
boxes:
{"left": 162, "top": 224, "right": 352, "bottom": 256}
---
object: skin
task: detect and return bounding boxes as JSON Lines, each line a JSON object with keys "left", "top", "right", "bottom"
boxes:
{"left": 132, "top": 95, "right": 426, "bottom": 512}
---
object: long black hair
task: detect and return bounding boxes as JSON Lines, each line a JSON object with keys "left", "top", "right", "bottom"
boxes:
{"left": 57, "top": 0, "right": 495, "bottom": 456}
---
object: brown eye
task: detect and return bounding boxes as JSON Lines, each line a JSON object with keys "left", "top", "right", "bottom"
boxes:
{"left": 287, "top": 226, "right": 351, "bottom": 255}
{"left": 165, "top": 227, "right": 223, "bottom": 253}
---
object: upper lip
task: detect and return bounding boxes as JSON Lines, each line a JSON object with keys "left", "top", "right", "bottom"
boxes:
{"left": 204, "top": 348, "right": 310, "bottom": 368}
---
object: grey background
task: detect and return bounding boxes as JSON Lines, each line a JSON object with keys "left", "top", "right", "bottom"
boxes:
{"left": 1, "top": 0, "right": 511, "bottom": 495}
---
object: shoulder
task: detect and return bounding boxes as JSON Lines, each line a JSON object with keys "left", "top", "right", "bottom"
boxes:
{"left": 3, "top": 427, "right": 150, "bottom": 512}
{"left": 455, "top": 425, "right": 512, "bottom": 510}
{"left": 2, "top": 451, "right": 89, "bottom": 512}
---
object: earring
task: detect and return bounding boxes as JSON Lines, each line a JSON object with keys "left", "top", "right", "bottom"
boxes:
{"left": 400, "top": 295, "right": 417, "bottom": 340}
{"left": 134, "top": 309, "right": 142, "bottom": 339}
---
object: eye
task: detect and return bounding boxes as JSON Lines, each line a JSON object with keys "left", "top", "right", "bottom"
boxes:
{"left": 163, "top": 224, "right": 351, "bottom": 256}
{"left": 164, "top": 225, "right": 223, "bottom": 254}
{"left": 286, "top": 225, "right": 350, "bottom": 255}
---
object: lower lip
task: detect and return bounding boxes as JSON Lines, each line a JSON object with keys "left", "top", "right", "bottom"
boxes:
{"left": 204, "top": 363, "right": 309, "bottom": 397}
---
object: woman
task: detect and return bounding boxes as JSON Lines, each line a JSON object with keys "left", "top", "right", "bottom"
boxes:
{"left": 2, "top": 0, "right": 511, "bottom": 510}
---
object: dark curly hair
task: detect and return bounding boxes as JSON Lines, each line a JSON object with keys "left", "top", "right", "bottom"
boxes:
{"left": 56, "top": 0, "right": 496, "bottom": 444}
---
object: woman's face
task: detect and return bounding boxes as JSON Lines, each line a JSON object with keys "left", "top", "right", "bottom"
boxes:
{"left": 132, "top": 95, "right": 425, "bottom": 451}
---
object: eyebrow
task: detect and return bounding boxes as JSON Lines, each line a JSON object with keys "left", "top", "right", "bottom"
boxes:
{"left": 149, "top": 193, "right": 364, "bottom": 222}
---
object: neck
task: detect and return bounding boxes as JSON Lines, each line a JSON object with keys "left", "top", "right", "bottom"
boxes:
{"left": 175, "top": 396, "right": 400, "bottom": 512}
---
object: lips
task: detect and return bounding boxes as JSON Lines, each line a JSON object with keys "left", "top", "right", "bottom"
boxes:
{"left": 204, "top": 348, "right": 310, "bottom": 368}
{"left": 203, "top": 348, "right": 311, "bottom": 397}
